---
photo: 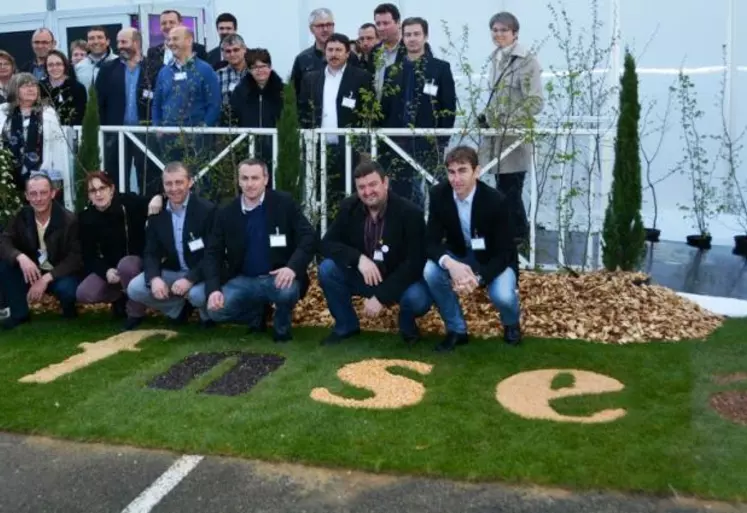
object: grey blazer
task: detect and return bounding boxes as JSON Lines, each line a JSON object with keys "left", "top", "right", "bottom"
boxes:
{"left": 479, "top": 43, "right": 544, "bottom": 175}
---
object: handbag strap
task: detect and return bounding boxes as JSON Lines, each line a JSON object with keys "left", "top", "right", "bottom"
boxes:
{"left": 484, "top": 55, "right": 519, "bottom": 110}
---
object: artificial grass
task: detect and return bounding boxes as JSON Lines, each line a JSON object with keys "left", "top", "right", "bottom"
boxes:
{"left": 1, "top": 314, "right": 746, "bottom": 501}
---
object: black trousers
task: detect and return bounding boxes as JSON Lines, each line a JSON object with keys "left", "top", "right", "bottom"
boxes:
{"left": 104, "top": 133, "right": 161, "bottom": 197}
{"left": 497, "top": 171, "right": 529, "bottom": 240}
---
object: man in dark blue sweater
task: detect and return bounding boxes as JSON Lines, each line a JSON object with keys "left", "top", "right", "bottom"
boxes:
{"left": 198, "top": 158, "right": 317, "bottom": 341}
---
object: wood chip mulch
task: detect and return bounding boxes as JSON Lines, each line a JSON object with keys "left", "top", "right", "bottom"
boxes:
{"left": 710, "top": 391, "right": 747, "bottom": 426}
{"left": 31, "top": 270, "right": 724, "bottom": 344}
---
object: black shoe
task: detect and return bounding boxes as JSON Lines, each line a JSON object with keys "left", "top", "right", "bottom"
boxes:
{"left": 111, "top": 297, "right": 127, "bottom": 319}
{"left": 273, "top": 330, "right": 292, "bottom": 343}
{"left": 503, "top": 324, "right": 522, "bottom": 346}
{"left": 122, "top": 316, "right": 144, "bottom": 331}
{"left": 2, "top": 315, "right": 30, "bottom": 330}
{"left": 321, "top": 329, "right": 360, "bottom": 346}
{"left": 400, "top": 328, "right": 421, "bottom": 345}
{"left": 434, "top": 332, "right": 469, "bottom": 353}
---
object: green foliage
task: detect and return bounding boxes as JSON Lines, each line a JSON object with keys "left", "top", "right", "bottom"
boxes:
{"left": 74, "top": 85, "right": 102, "bottom": 211}
{"left": 0, "top": 147, "right": 22, "bottom": 226}
{"left": 275, "top": 82, "right": 302, "bottom": 203}
{"left": 602, "top": 50, "right": 646, "bottom": 271}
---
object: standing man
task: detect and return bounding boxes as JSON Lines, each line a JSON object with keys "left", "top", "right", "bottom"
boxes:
{"left": 126, "top": 162, "right": 216, "bottom": 329}
{"left": 199, "top": 158, "right": 316, "bottom": 342}
{"left": 380, "top": 17, "right": 457, "bottom": 208}
{"left": 356, "top": 23, "right": 379, "bottom": 75}
{"left": 75, "top": 26, "right": 118, "bottom": 90}
{"left": 318, "top": 160, "right": 431, "bottom": 345}
{"left": 299, "top": 33, "right": 375, "bottom": 204}
{"left": 146, "top": 9, "right": 208, "bottom": 65}
{"left": 372, "top": 3, "right": 402, "bottom": 98}
{"left": 423, "top": 146, "right": 521, "bottom": 352}
{"left": 96, "top": 28, "right": 161, "bottom": 195}
{"left": 206, "top": 12, "right": 238, "bottom": 70}
{"left": 0, "top": 174, "right": 82, "bottom": 330}
{"left": 216, "top": 34, "right": 248, "bottom": 107}
{"left": 22, "top": 28, "right": 56, "bottom": 81}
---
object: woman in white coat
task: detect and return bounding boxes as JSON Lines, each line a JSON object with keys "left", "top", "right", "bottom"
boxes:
{"left": 0, "top": 72, "right": 71, "bottom": 199}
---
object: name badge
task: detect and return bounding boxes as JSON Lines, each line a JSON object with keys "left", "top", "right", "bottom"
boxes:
{"left": 38, "top": 250, "right": 48, "bottom": 265}
{"left": 142, "top": 89, "right": 154, "bottom": 99}
{"left": 471, "top": 237, "right": 486, "bottom": 251}
{"left": 269, "top": 228, "right": 287, "bottom": 247}
{"left": 174, "top": 72, "right": 187, "bottom": 81}
{"left": 423, "top": 82, "right": 438, "bottom": 96}
{"left": 229, "top": 82, "right": 237, "bottom": 92}
{"left": 341, "top": 96, "right": 356, "bottom": 109}
{"left": 373, "top": 250, "right": 384, "bottom": 262}
{"left": 57, "top": 93, "right": 63, "bottom": 103}
{"left": 188, "top": 238, "right": 204, "bottom": 252}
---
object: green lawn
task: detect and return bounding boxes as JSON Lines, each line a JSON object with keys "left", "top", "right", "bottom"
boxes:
{"left": 1, "top": 314, "right": 746, "bottom": 501}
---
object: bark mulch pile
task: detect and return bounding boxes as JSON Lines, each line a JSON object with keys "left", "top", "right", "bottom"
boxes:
{"left": 31, "top": 270, "right": 724, "bottom": 344}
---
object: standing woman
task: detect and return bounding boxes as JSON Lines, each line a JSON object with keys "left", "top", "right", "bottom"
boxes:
{"left": 40, "top": 50, "right": 87, "bottom": 126}
{"left": 0, "top": 51, "right": 16, "bottom": 104}
{"left": 76, "top": 171, "right": 149, "bottom": 325}
{"left": 479, "top": 12, "right": 544, "bottom": 243}
{"left": 0, "top": 73, "right": 72, "bottom": 197}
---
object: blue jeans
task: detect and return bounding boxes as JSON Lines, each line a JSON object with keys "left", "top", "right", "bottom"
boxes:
{"left": 0, "top": 260, "right": 78, "bottom": 319}
{"left": 423, "top": 254, "right": 520, "bottom": 334}
{"left": 204, "top": 275, "right": 300, "bottom": 334}
{"left": 127, "top": 270, "right": 209, "bottom": 320}
{"left": 317, "top": 258, "right": 433, "bottom": 336}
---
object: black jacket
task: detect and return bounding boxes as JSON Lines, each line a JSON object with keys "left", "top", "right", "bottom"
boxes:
{"left": 96, "top": 58, "right": 160, "bottom": 127}
{"left": 40, "top": 78, "right": 87, "bottom": 125}
{"left": 381, "top": 55, "right": 457, "bottom": 130}
{"left": 146, "top": 43, "right": 208, "bottom": 65}
{"left": 425, "top": 181, "right": 516, "bottom": 285}
{"left": 203, "top": 190, "right": 317, "bottom": 297}
{"left": 206, "top": 46, "right": 227, "bottom": 70}
{"left": 299, "top": 65, "right": 375, "bottom": 129}
{"left": 79, "top": 192, "right": 149, "bottom": 279}
{"left": 228, "top": 70, "right": 284, "bottom": 128}
{"left": 142, "top": 194, "right": 215, "bottom": 286}
{"left": 0, "top": 201, "right": 83, "bottom": 280}
{"left": 320, "top": 191, "right": 425, "bottom": 305}
{"left": 290, "top": 44, "right": 361, "bottom": 97}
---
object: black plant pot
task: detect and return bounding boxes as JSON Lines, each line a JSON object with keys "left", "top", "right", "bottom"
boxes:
{"left": 733, "top": 235, "right": 747, "bottom": 256}
{"left": 686, "top": 234, "right": 712, "bottom": 250}
{"left": 644, "top": 228, "right": 660, "bottom": 243}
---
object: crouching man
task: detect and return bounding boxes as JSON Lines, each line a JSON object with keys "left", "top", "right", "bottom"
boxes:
{"left": 126, "top": 162, "right": 216, "bottom": 329}
{"left": 423, "top": 146, "right": 521, "bottom": 352}
{"left": 318, "top": 160, "right": 432, "bottom": 345}
{"left": 197, "top": 158, "right": 316, "bottom": 342}
{"left": 0, "top": 173, "right": 82, "bottom": 329}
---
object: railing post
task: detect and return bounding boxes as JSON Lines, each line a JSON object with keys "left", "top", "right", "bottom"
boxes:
{"left": 118, "top": 131, "right": 126, "bottom": 192}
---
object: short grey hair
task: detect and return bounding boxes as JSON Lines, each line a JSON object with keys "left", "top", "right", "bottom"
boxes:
{"left": 6, "top": 72, "right": 42, "bottom": 110}
{"left": 489, "top": 12, "right": 520, "bottom": 33}
{"left": 32, "top": 27, "right": 55, "bottom": 40}
{"left": 221, "top": 33, "right": 246, "bottom": 48}
{"left": 308, "top": 8, "right": 334, "bottom": 26}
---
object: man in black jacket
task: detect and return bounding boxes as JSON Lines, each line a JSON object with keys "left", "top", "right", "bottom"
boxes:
{"left": 299, "top": 33, "right": 375, "bottom": 205}
{"left": 146, "top": 10, "right": 208, "bottom": 65}
{"left": 423, "top": 146, "right": 521, "bottom": 352}
{"left": 318, "top": 160, "right": 432, "bottom": 345}
{"left": 198, "top": 158, "right": 316, "bottom": 341}
{"left": 126, "top": 162, "right": 215, "bottom": 329}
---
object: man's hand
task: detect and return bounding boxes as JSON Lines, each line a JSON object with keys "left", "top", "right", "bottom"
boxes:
{"left": 148, "top": 195, "right": 163, "bottom": 216}
{"left": 270, "top": 267, "right": 296, "bottom": 289}
{"left": 150, "top": 277, "right": 169, "bottom": 300}
{"left": 106, "top": 268, "right": 120, "bottom": 284}
{"left": 207, "top": 291, "right": 224, "bottom": 311}
{"left": 358, "top": 255, "right": 382, "bottom": 286}
{"left": 27, "top": 274, "right": 51, "bottom": 302}
{"left": 17, "top": 254, "right": 41, "bottom": 284}
{"left": 444, "top": 258, "right": 479, "bottom": 293}
{"left": 362, "top": 296, "right": 383, "bottom": 318}
{"left": 171, "top": 278, "right": 193, "bottom": 296}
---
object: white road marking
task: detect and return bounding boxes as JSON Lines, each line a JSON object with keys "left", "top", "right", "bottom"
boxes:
{"left": 121, "top": 455, "right": 204, "bottom": 513}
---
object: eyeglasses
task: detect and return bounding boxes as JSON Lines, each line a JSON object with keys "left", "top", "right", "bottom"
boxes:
{"left": 88, "top": 185, "right": 110, "bottom": 195}
{"left": 250, "top": 64, "right": 269, "bottom": 71}
{"left": 313, "top": 22, "right": 334, "bottom": 29}
{"left": 223, "top": 47, "right": 243, "bottom": 54}
{"left": 47, "top": 62, "right": 65, "bottom": 68}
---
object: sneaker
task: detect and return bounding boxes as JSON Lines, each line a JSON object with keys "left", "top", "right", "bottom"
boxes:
{"left": 0, "top": 307, "right": 9, "bottom": 320}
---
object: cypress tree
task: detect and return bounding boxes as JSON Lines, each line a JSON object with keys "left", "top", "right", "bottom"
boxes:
{"left": 602, "top": 50, "right": 646, "bottom": 271}
{"left": 275, "top": 81, "right": 302, "bottom": 203}
{"left": 74, "top": 85, "right": 102, "bottom": 211}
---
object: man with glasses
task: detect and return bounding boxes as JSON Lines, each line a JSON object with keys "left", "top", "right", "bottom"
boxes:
{"left": 0, "top": 173, "right": 82, "bottom": 330}
{"left": 22, "top": 28, "right": 56, "bottom": 81}
{"left": 216, "top": 34, "right": 248, "bottom": 106}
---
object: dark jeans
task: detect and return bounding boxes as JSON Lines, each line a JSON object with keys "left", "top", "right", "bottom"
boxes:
{"left": 317, "top": 258, "right": 433, "bottom": 336}
{"left": 104, "top": 133, "right": 161, "bottom": 197}
{"left": 497, "top": 171, "right": 529, "bottom": 240}
{"left": 0, "top": 260, "right": 78, "bottom": 320}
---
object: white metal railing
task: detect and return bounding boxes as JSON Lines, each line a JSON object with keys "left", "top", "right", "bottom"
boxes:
{"left": 68, "top": 124, "right": 612, "bottom": 271}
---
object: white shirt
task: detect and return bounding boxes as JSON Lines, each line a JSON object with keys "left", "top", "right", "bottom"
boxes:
{"left": 438, "top": 185, "right": 477, "bottom": 268}
{"left": 322, "top": 64, "right": 345, "bottom": 144}
{"left": 163, "top": 46, "right": 174, "bottom": 65}
{"left": 241, "top": 192, "right": 265, "bottom": 213}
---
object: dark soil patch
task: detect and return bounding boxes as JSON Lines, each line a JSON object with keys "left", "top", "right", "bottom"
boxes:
{"left": 147, "top": 352, "right": 236, "bottom": 391}
{"left": 201, "top": 353, "right": 286, "bottom": 397}
{"left": 710, "top": 391, "right": 747, "bottom": 426}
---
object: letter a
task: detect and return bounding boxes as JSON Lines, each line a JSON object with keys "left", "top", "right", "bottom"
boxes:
{"left": 19, "top": 330, "right": 178, "bottom": 384}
